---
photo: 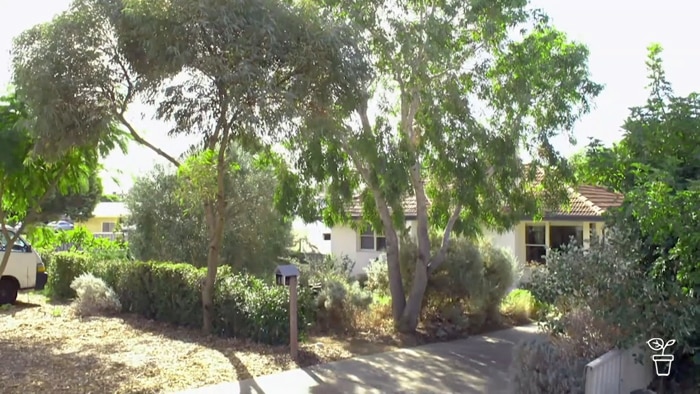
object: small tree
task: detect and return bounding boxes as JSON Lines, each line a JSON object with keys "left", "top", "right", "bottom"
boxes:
{"left": 0, "top": 92, "right": 102, "bottom": 275}
{"left": 127, "top": 145, "right": 291, "bottom": 275}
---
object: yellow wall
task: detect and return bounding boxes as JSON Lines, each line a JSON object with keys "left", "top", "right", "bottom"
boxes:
{"left": 77, "top": 216, "right": 121, "bottom": 233}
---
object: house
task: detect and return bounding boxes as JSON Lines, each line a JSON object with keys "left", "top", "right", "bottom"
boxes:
{"left": 330, "top": 184, "right": 623, "bottom": 276}
{"left": 290, "top": 217, "right": 332, "bottom": 257}
{"left": 76, "top": 202, "right": 129, "bottom": 234}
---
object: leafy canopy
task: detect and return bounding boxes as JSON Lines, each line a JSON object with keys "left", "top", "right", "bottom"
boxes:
{"left": 0, "top": 91, "right": 102, "bottom": 274}
{"left": 279, "top": 0, "right": 602, "bottom": 236}
{"left": 126, "top": 146, "right": 293, "bottom": 276}
{"left": 575, "top": 44, "right": 700, "bottom": 295}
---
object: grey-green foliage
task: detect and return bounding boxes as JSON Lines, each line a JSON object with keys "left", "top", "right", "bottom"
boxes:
{"left": 70, "top": 272, "right": 122, "bottom": 316}
{"left": 274, "top": 0, "right": 602, "bottom": 331}
{"left": 365, "top": 236, "right": 517, "bottom": 315}
{"left": 278, "top": 0, "right": 603, "bottom": 234}
{"left": 125, "top": 146, "right": 292, "bottom": 277}
{"left": 510, "top": 337, "right": 587, "bottom": 394}
{"left": 527, "top": 229, "right": 699, "bottom": 353}
{"left": 12, "top": 0, "right": 370, "bottom": 157}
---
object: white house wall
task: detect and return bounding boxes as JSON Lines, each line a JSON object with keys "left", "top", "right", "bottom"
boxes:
{"left": 330, "top": 220, "right": 418, "bottom": 276}
{"left": 480, "top": 225, "right": 522, "bottom": 270}
{"left": 331, "top": 219, "right": 606, "bottom": 278}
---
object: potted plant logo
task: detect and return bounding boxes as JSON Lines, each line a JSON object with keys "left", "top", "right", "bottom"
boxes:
{"left": 646, "top": 338, "right": 676, "bottom": 376}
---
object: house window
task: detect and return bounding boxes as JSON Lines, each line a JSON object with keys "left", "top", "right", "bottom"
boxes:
{"left": 525, "top": 225, "right": 546, "bottom": 263}
{"left": 323, "top": 233, "right": 331, "bottom": 241}
{"left": 359, "top": 226, "right": 386, "bottom": 251}
{"left": 550, "top": 225, "right": 583, "bottom": 250}
{"left": 376, "top": 234, "right": 387, "bottom": 251}
{"left": 102, "top": 222, "right": 116, "bottom": 232}
{"left": 360, "top": 227, "right": 375, "bottom": 250}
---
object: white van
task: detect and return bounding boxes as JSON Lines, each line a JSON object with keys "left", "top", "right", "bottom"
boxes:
{"left": 0, "top": 227, "right": 48, "bottom": 304}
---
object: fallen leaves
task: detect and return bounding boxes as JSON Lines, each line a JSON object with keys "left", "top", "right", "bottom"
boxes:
{"left": 0, "top": 292, "right": 354, "bottom": 394}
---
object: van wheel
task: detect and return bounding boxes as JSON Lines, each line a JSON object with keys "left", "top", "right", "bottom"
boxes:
{"left": 0, "top": 278, "right": 19, "bottom": 305}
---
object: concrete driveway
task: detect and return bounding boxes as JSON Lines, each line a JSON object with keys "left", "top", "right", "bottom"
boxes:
{"left": 176, "top": 324, "right": 542, "bottom": 394}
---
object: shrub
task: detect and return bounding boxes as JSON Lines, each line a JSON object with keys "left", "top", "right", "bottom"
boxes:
{"left": 313, "top": 272, "right": 372, "bottom": 333}
{"left": 391, "top": 235, "right": 517, "bottom": 322}
{"left": 70, "top": 273, "right": 121, "bottom": 316}
{"left": 510, "top": 336, "right": 589, "bottom": 394}
{"left": 43, "top": 250, "right": 318, "bottom": 344}
{"left": 364, "top": 256, "right": 390, "bottom": 295}
{"left": 46, "top": 252, "right": 92, "bottom": 299}
{"left": 213, "top": 269, "right": 316, "bottom": 344}
{"left": 500, "top": 289, "right": 539, "bottom": 323}
{"left": 37, "top": 247, "right": 55, "bottom": 272}
{"left": 298, "top": 254, "right": 356, "bottom": 286}
{"left": 527, "top": 232, "right": 698, "bottom": 351}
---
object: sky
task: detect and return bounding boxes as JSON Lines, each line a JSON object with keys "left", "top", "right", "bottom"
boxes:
{"left": 1, "top": 0, "right": 699, "bottom": 195}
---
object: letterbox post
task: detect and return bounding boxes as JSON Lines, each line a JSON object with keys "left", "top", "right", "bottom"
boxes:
{"left": 274, "top": 264, "right": 300, "bottom": 361}
{"left": 289, "top": 274, "right": 298, "bottom": 361}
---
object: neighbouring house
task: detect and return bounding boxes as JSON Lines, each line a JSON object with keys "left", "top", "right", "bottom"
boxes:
{"left": 76, "top": 202, "right": 129, "bottom": 234}
{"left": 330, "top": 184, "right": 623, "bottom": 276}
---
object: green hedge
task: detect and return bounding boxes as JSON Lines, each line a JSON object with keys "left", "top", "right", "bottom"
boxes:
{"left": 46, "top": 252, "right": 91, "bottom": 299}
{"left": 45, "top": 251, "right": 314, "bottom": 345}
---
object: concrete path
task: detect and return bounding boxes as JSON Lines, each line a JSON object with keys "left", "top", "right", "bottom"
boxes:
{"left": 176, "top": 325, "right": 542, "bottom": 394}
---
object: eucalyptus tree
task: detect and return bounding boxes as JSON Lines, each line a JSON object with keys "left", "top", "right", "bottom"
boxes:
{"left": 278, "top": 0, "right": 603, "bottom": 330}
{"left": 11, "top": 0, "right": 368, "bottom": 331}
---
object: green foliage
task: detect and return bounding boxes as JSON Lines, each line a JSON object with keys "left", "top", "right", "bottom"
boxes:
{"left": 575, "top": 45, "right": 700, "bottom": 295}
{"left": 296, "top": 254, "right": 356, "bottom": 285}
{"left": 43, "top": 251, "right": 315, "bottom": 344}
{"left": 276, "top": 0, "right": 600, "bottom": 331}
{"left": 366, "top": 236, "right": 517, "bottom": 319}
{"left": 125, "top": 147, "right": 292, "bottom": 275}
{"left": 0, "top": 90, "right": 103, "bottom": 275}
{"left": 364, "top": 257, "right": 390, "bottom": 295}
{"left": 100, "top": 194, "right": 121, "bottom": 202}
{"left": 214, "top": 270, "right": 316, "bottom": 343}
{"left": 28, "top": 226, "right": 130, "bottom": 261}
{"left": 510, "top": 336, "right": 588, "bottom": 394}
{"left": 281, "top": 0, "right": 601, "bottom": 237}
{"left": 500, "top": 289, "right": 541, "bottom": 322}
{"left": 566, "top": 46, "right": 700, "bottom": 382}
{"left": 46, "top": 252, "right": 92, "bottom": 299}
{"left": 527, "top": 235, "right": 699, "bottom": 353}
{"left": 313, "top": 272, "right": 372, "bottom": 333}
{"left": 401, "top": 237, "right": 516, "bottom": 317}
{"left": 292, "top": 253, "right": 371, "bottom": 332}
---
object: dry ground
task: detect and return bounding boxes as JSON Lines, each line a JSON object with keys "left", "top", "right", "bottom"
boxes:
{"left": 0, "top": 292, "right": 357, "bottom": 394}
{"left": 1, "top": 292, "right": 526, "bottom": 394}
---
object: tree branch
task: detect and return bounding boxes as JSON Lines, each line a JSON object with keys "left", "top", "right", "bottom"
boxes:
{"left": 116, "top": 113, "right": 181, "bottom": 167}
{"left": 427, "top": 203, "right": 462, "bottom": 274}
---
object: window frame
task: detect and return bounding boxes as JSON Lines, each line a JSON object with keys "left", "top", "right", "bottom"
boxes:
{"left": 549, "top": 224, "right": 584, "bottom": 250}
{"left": 525, "top": 224, "right": 547, "bottom": 264}
{"left": 0, "top": 230, "right": 26, "bottom": 250}
{"left": 358, "top": 226, "right": 386, "bottom": 251}
{"left": 102, "top": 222, "right": 116, "bottom": 232}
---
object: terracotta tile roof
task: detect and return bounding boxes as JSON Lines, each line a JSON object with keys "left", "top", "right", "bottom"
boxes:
{"left": 347, "top": 195, "right": 419, "bottom": 217}
{"left": 346, "top": 177, "right": 623, "bottom": 219}
{"left": 545, "top": 185, "right": 622, "bottom": 217}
